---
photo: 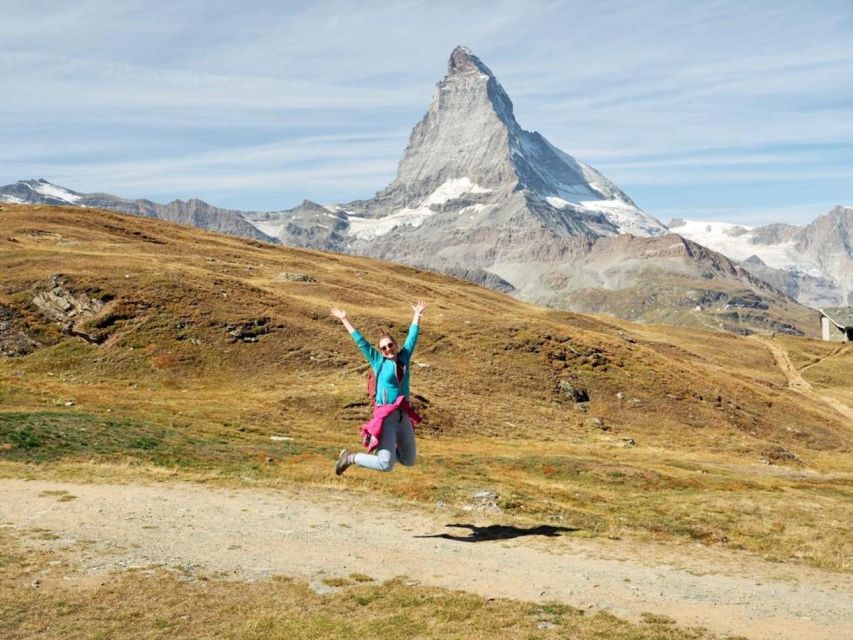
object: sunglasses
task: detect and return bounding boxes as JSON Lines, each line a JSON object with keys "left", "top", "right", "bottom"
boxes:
{"left": 379, "top": 343, "right": 396, "bottom": 352}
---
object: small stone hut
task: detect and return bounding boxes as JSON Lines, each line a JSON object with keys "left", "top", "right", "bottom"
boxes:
{"left": 819, "top": 307, "right": 853, "bottom": 342}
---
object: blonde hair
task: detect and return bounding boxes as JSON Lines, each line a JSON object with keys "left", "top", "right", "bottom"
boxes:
{"left": 378, "top": 331, "right": 396, "bottom": 346}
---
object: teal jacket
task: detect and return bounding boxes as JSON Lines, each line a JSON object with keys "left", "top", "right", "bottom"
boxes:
{"left": 351, "top": 324, "right": 419, "bottom": 405}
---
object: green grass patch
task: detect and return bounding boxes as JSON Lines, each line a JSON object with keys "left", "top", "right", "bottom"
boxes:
{"left": 0, "top": 411, "right": 306, "bottom": 470}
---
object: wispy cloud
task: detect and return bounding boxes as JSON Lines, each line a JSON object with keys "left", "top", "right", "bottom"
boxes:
{"left": 1, "top": 0, "right": 851, "bottom": 223}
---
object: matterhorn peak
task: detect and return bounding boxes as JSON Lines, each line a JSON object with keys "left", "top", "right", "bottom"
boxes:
{"left": 447, "top": 45, "right": 492, "bottom": 77}
{"left": 442, "top": 45, "right": 515, "bottom": 127}
{"left": 356, "top": 46, "right": 665, "bottom": 240}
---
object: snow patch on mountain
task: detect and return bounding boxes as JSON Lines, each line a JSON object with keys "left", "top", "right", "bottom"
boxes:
{"left": 544, "top": 196, "right": 566, "bottom": 208}
{"left": 671, "top": 219, "right": 829, "bottom": 278}
{"left": 348, "top": 178, "right": 493, "bottom": 240}
{"left": 424, "top": 178, "right": 491, "bottom": 205}
{"left": 584, "top": 199, "right": 668, "bottom": 236}
{"left": 249, "top": 218, "right": 288, "bottom": 238}
{"left": 459, "top": 203, "right": 490, "bottom": 215}
{"left": 28, "top": 180, "right": 82, "bottom": 203}
{"left": 545, "top": 196, "right": 665, "bottom": 236}
{"left": 673, "top": 219, "right": 787, "bottom": 262}
{"left": 348, "top": 206, "right": 433, "bottom": 240}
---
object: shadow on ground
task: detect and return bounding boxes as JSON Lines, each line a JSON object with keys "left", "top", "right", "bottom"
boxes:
{"left": 415, "top": 523, "right": 579, "bottom": 543}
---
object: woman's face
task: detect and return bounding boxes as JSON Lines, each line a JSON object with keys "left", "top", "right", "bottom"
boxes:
{"left": 379, "top": 338, "right": 398, "bottom": 359}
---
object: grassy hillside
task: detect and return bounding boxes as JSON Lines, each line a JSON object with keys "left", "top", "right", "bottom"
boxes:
{"left": 1, "top": 203, "right": 851, "bottom": 570}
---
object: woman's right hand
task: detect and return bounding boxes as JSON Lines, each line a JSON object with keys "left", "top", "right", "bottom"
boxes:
{"left": 330, "top": 308, "right": 347, "bottom": 321}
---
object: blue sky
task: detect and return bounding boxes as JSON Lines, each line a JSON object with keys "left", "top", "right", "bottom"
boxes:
{"left": 1, "top": 0, "right": 851, "bottom": 226}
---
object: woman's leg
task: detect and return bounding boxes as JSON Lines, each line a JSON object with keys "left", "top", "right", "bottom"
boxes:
{"left": 395, "top": 413, "right": 416, "bottom": 467}
{"left": 353, "top": 411, "right": 399, "bottom": 472}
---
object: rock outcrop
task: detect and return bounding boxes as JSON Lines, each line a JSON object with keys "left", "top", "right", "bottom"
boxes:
{"left": 30, "top": 275, "right": 112, "bottom": 343}
{"left": 0, "top": 304, "right": 39, "bottom": 356}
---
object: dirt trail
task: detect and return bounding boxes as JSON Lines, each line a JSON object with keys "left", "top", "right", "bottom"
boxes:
{"left": 754, "top": 336, "right": 853, "bottom": 423}
{"left": 799, "top": 343, "right": 850, "bottom": 374}
{"left": 3, "top": 479, "right": 852, "bottom": 640}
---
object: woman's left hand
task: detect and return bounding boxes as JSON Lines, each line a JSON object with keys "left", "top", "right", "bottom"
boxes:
{"left": 412, "top": 300, "right": 429, "bottom": 316}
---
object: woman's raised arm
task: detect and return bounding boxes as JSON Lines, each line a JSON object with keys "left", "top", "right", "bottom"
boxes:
{"left": 332, "top": 308, "right": 382, "bottom": 366}
{"left": 330, "top": 307, "right": 356, "bottom": 334}
{"left": 411, "top": 300, "right": 429, "bottom": 326}
{"left": 403, "top": 300, "right": 428, "bottom": 354}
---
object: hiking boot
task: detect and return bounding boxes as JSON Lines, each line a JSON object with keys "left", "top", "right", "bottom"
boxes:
{"left": 335, "top": 448, "right": 352, "bottom": 476}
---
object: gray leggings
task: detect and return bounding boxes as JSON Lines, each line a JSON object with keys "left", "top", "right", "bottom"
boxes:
{"left": 354, "top": 408, "right": 416, "bottom": 472}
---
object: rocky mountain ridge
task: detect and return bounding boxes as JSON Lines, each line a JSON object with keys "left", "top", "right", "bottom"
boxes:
{"left": 0, "top": 178, "right": 273, "bottom": 243}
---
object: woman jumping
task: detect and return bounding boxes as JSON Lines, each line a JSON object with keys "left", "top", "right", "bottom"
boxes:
{"left": 330, "top": 301, "right": 429, "bottom": 475}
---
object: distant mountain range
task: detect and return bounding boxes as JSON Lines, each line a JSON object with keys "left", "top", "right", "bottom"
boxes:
{"left": 0, "top": 178, "right": 270, "bottom": 242}
{"left": 2, "top": 46, "right": 849, "bottom": 336}
{"left": 670, "top": 209, "right": 852, "bottom": 308}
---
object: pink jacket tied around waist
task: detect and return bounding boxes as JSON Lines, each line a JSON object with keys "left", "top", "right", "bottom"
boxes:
{"left": 360, "top": 395, "right": 422, "bottom": 453}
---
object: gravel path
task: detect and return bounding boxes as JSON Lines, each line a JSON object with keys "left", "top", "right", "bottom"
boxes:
{"left": 3, "top": 479, "right": 851, "bottom": 640}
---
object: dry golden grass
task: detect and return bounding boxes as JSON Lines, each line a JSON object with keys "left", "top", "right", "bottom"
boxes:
{"left": 1, "top": 204, "right": 851, "bottom": 570}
